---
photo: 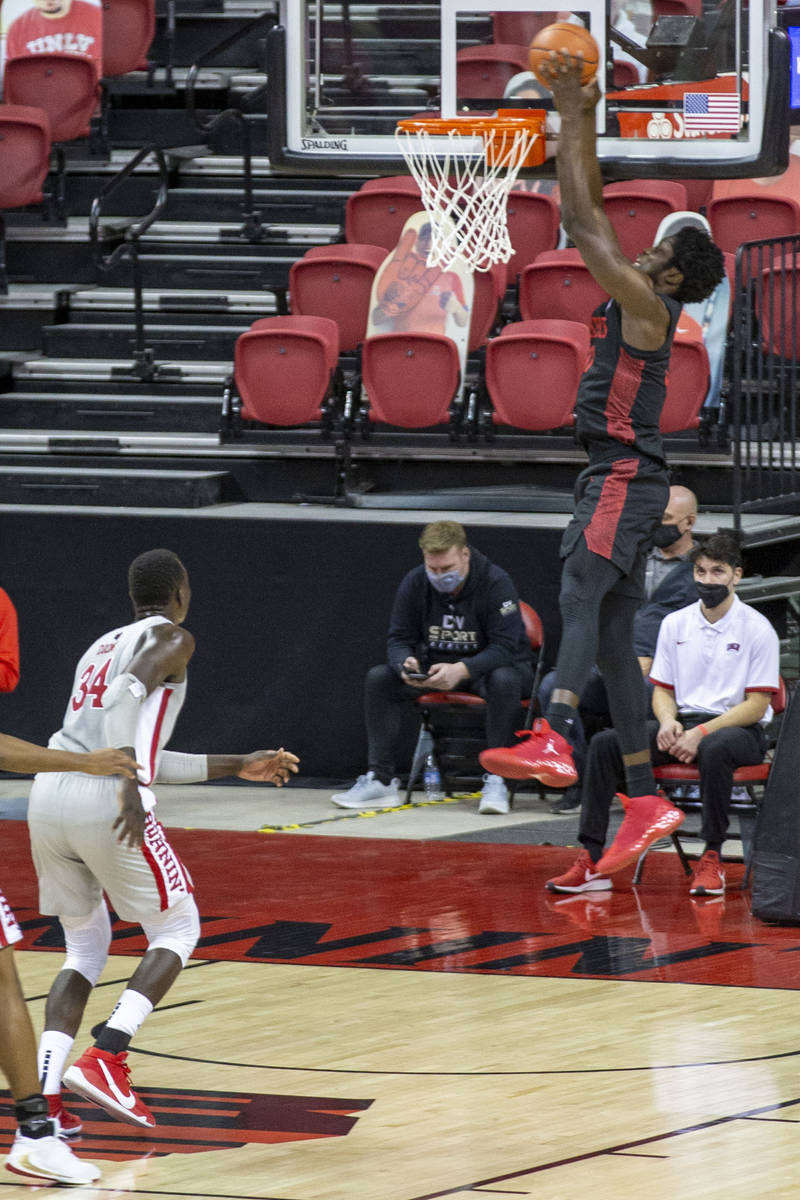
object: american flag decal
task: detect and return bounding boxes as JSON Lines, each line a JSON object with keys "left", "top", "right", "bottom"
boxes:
{"left": 683, "top": 92, "right": 741, "bottom": 132}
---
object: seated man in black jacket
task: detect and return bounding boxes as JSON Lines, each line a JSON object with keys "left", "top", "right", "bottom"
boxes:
{"left": 540, "top": 484, "right": 699, "bottom": 813}
{"left": 332, "top": 520, "right": 535, "bottom": 815}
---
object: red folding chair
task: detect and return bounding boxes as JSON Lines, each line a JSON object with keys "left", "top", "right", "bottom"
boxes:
{"left": 456, "top": 44, "right": 532, "bottom": 98}
{"left": 519, "top": 249, "right": 608, "bottom": 326}
{"left": 504, "top": 190, "right": 561, "bottom": 286}
{"left": 233, "top": 315, "right": 340, "bottom": 427}
{"left": 603, "top": 180, "right": 688, "bottom": 261}
{"left": 289, "top": 244, "right": 388, "bottom": 353}
{"left": 358, "top": 332, "right": 460, "bottom": 429}
{"left": 102, "top": 0, "right": 155, "bottom": 75}
{"left": 707, "top": 191, "right": 800, "bottom": 256}
{"left": 484, "top": 318, "right": 589, "bottom": 431}
{"left": 4, "top": 54, "right": 100, "bottom": 142}
{"left": 345, "top": 179, "right": 424, "bottom": 250}
{"left": 406, "top": 600, "right": 545, "bottom": 801}
{"left": 0, "top": 104, "right": 52, "bottom": 293}
{"left": 635, "top": 678, "right": 787, "bottom": 886}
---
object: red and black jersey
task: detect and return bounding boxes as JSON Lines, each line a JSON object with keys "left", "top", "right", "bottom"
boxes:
{"left": 575, "top": 293, "right": 682, "bottom": 464}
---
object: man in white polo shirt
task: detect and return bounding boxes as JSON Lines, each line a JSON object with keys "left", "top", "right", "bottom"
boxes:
{"left": 547, "top": 531, "right": 780, "bottom": 896}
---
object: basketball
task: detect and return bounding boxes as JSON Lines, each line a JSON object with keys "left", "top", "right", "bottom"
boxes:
{"left": 529, "top": 22, "right": 600, "bottom": 87}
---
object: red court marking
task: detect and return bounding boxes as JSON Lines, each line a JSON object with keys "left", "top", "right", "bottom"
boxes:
{"left": 5, "top": 820, "right": 800, "bottom": 989}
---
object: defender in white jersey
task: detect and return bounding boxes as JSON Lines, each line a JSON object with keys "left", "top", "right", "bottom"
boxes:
{"left": 0, "top": 732, "right": 137, "bottom": 1186}
{"left": 28, "top": 548, "right": 299, "bottom": 1133}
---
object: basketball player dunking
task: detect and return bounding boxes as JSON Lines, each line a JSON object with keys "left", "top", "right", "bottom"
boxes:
{"left": 481, "top": 50, "right": 725, "bottom": 876}
{"left": 27, "top": 549, "right": 298, "bottom": 1132}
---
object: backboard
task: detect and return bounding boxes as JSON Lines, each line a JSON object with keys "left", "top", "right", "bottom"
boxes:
{"left": 266, "top": 0, "right": 790, "bottom": 180}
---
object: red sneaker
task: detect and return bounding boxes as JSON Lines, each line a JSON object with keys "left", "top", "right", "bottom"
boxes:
{"left": 546, "top": 849, "right": 612, "bottom": 893}
{"left": 46, "top": 1094, "right": 82, "bottom": 1137}
{"left": 479, "top": 719, "right": 578, "bottom": 787}
{"left": 595, "top": 793, "right": 684, "bottom": 875}
{"left": 690, "top": 850, "right": 726, "bottom": 896}
{"left": 63, "top": 1047, "right": 155, "bottom": 1128}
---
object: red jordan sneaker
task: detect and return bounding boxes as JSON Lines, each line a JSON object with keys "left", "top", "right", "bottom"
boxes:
{"left": 63, "top": 1047, "right": 155, "bottom": 1128}
{"left": 479, "top": 719, "right": 578, "bottom": 787}
{"left": 46, "top": 1094, "right": 82, "bottom": 1137}
{"left": 595, "top": 793, "right": 684, "bottom": 875}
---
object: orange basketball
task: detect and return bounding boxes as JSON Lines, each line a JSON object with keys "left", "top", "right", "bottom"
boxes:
{"left": 529, "top": 22, "right": 600, "bottom": 87}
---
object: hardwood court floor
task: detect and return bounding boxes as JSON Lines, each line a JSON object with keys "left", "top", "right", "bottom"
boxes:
{"left": 3, "top": 794, "right": 800, "bottom": 1200}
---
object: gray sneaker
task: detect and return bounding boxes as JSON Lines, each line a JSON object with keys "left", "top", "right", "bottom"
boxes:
{"left": 479, "top": 773, "right": 510, "bottom": 815}
{"left": 331, "top": 772, "right": 402, "bottom": 809}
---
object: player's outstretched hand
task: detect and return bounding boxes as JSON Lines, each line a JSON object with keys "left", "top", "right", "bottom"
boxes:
{"left": 83, "top": 748, "right": 141, "bottom": 779}
{"left": 539, "top": 51, "right": 601, "bottom": 115}
{"left": 238, "top": 749, "right": 300, "bottom": 786}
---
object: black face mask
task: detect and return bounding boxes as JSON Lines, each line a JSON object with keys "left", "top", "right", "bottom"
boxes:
{"left": 652, "top": 522, "right": 683, "bottom": 549}
{"left": 696, "top": 581, "right": 730, "bottom": 609}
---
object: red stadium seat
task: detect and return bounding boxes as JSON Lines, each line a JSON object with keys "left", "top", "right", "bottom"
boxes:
{"left": 469, "top": 261, "right": 507, "bottom": 351}
{"left": 0, "top": 104, "right": 52, "bottom": 293}
{"left": 345, "top": 179, "right": 424, "bottom": 250}
{"left": 233, "top": 315, "right": 340, "bottom": 427}
{"left": 707, "top": 191, "right": 800, "bottom": 256}
{"left": 491, "top": 11, "right": 561, "bottom": 43}
{"left": 603, "top": 180, "right": 688, "bottom": 261}
{"left": 659, "top": 321, "right": 711, "bottom": 432}
{"left": 755, "top": 256, "right": 800, "bottom": 360}
{"left": 289, "top": 244, "right": 388, "bottom": 353}
{"left": 456, "top": 44, "right": 532, "bottom": 98}
{"left": 635, "top": 678, "right": 787, "bottom": 886}
{"left": 504, "top": 189, "right": 561, "bottom": 285}
{"left": 4, "top": 54, "right": 100, "bottom": 142}
{"left": 484, "top": 318, "right": 589, "bottom": 431}
{"left": 406, "top": 600, "right": 545, "bottom": 801}
{"left": 519, "top": 249, "right": 608, "bottom": 326}
{"left": 359, "top": 332, "right": 460, "bottom": 428}
{"left": 612, "top": 58, "right": 640, "bottom": 87}
{"left": 102, "top": 0, "right": 155, "bottom": 75}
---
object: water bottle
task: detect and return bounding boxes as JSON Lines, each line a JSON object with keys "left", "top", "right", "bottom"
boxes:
{"left": 423, "top": 753, "right": 444, "bottom": 802}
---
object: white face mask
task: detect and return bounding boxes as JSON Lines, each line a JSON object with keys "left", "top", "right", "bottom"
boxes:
{"left": 425, "top": 568, "right": 465, "bottom": 594}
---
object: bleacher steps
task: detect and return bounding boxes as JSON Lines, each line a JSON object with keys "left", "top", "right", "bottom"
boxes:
{"left": 0, "top": 465, "right": 234, "bottom": 507}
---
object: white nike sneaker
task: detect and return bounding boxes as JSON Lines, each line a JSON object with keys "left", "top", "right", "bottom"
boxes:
{"left": 478, "top": 773, "right": 510, "bottom": 814}
{"left": 331, "top": 772, "right": 402, "bottom": 809}
{"left": 6, "top": 1132, "right": 101, "bottom": 1185}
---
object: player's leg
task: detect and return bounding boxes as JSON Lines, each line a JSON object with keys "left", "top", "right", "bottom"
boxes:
{"left": 0, "top": 910, "right": 99, "bottom": 1185}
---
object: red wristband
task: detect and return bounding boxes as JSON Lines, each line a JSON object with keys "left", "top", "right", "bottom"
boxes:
{"left": 698, "top": 724, "right": 710, "bottom": 738}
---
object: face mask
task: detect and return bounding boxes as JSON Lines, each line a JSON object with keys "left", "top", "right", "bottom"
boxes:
{"left": 696, "top": 581, "right": 730, "bottom": 609}
{"left": 426, "top": 568, "right": 464, "bottom": 594}
{"left": 652, "top": 522, "right": 683, "bottom": 548}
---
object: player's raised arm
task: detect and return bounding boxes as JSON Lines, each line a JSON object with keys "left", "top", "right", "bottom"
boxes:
{"left": 0, "top": 734, "right": 138, "bottom": 778}
{"left": 541, "top": 53, "right": 674, "bottom": 343}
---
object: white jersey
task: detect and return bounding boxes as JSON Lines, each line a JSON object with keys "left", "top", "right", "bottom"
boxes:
{"left": 50, "top": 615, "right": 187, "bottom": 789}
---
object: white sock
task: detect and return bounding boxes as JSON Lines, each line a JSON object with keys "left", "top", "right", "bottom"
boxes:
{"left": 105, "top": 988, "right": 153, "bottom": 1038}
{"left": 38, "top": 1030, "right": 74, "bottom": 1095}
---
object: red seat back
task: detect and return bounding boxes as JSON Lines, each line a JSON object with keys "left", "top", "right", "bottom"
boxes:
{"left": 456, "top": 44, "right": 532, "bottom": 98}
{"left": 486, "top": 318, "right": 589, "bottom": 429}
{"left": 235, "top": 315, "right": 339, "bottom": 426}
{"left": 519, "top": 249, "right": 608, "bottom": 325}
{"left": 660, "top": 324, "right": 710, "bottom": 432}
{"left": 0, "top": 105, "right": 51, "bottom": 209}
{"left": 361, "top": 332, "right": 460, "bottom": 427}
{"left": 345, "top": 183, "right": 425, "bottom": 250}
{"left": 504, "top": 190, "right": 561, "bottom": 285}
{"left": 603, "top": 180, "right": 688, "bottom": 260}
{"left": 102, "top": 0, "right": 155, "bottom": 76}
{"left": 757, "top": 258, "right": 800, "bottom": 359}
{"left": 491, "top": 11, "right": 560, "bottom": 43}
{"left": 4, "top": 54, "right": 100, "bottom": 142}
{"left": 290, "top": 244, "right": 388, "bottom": 353}
{"left": 708, "top": 192, "right": 800, "bottom": 255}
{"left": 468, "top": 261, "right": 506, "bottom": 351}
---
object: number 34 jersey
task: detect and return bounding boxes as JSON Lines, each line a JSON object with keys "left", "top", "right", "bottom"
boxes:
{"left": 49, "top": 615, "right": 187, "bottom": 790}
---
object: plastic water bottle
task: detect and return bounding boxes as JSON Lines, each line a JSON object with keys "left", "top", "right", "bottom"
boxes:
{"left": 423, "top": 753, "right": 444, "bottom": 802}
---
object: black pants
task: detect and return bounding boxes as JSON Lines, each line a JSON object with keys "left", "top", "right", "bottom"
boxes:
{"left": 579, "top": 720, "right": 768, "bottom": 855}
{"left": 365, "top": 661, "right": 535, "bottom": 782}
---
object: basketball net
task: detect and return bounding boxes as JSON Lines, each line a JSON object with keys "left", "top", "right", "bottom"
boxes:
{"left": 395, "top": 113, "right": 545, "bottom": 273}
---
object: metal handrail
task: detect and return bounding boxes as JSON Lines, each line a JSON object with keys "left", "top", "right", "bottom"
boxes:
{"left": 89, "top": 145, "right": 170, "bottom": 381}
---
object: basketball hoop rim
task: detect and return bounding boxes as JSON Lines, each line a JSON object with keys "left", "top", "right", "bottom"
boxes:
{"left": 396, "top": 114, "right": 543, "bottom": 138}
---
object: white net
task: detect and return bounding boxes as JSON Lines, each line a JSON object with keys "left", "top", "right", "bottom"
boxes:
{"left": 395, "top": 120, "right": 541, "bottom": 272}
